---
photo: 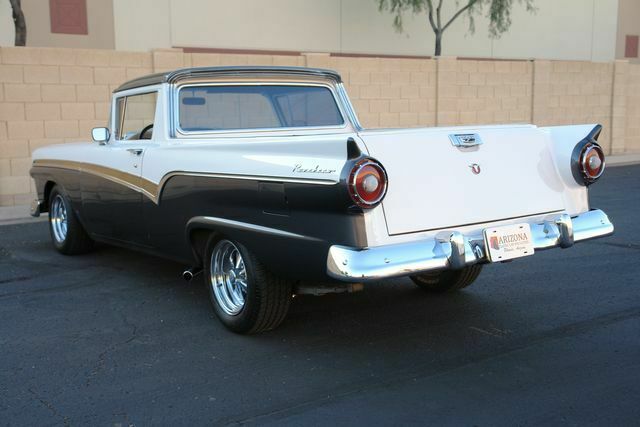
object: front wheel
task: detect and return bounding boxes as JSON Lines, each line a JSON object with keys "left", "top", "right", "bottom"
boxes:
{"left": 204, "top": 237, "right": 292, "bottom": 334}
{"left": 48, "top": 186, "right": 93, "bottom": 255}
{"left": 410, "top": 265, "right": 483, "bottom": 293}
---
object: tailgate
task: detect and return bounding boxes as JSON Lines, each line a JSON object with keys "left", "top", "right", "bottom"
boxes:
{"left": 359, "top": 126, "right": 565, "bottom": 236}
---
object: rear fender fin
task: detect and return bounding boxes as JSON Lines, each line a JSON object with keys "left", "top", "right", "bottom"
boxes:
{"left": 347, "top": 137, "right": 362, "bottom": 160}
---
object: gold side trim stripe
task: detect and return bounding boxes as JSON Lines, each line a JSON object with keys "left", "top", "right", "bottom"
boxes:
{"left": 32, "top": 159, "right": 337, "bottom": 205}
{"left": 32, "top": 159, "right": 158, "bottom": 201}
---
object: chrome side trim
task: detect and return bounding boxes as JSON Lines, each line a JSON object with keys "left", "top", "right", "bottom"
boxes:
{"left": 31, "top": 160, "right": 338, "bottom": 205}
{"left": 327, "top": 209, "right": 614, "bottom": 282}
{"left": 188, "top": 216, "right": 321, "bottom": 242}
{"left": 157, "top": 171, "right": 337, "bottom": 196}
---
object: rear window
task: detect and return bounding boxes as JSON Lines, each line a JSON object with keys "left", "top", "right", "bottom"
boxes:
{"left": 178, "top": 85, "right": 344, "bottom": 132}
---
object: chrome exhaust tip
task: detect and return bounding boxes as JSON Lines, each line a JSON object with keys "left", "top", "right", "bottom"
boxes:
{"left": 182, "top": 267, "right": 202, "bottom": 282}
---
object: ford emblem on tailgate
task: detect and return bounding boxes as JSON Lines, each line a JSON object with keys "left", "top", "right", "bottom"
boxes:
{"left": 450, "top": 133, "right": 483, "bottom": 147}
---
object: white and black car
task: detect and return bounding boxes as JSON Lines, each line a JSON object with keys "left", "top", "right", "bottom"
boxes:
{"left": 30, "top": 66, "right": 614, "bottom": 333}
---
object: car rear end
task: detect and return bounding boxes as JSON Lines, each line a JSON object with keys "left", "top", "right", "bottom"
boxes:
{"left": 327, "top": 123, "right": 613, "bottom": 282}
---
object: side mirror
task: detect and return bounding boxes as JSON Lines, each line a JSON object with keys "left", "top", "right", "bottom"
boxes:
{"left": 92, "top": 127, "right": 110, "bottom": 144}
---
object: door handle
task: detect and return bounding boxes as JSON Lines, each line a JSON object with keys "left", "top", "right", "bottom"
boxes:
{"left": 126, "top": 148, "right": 144, "bottom": 156}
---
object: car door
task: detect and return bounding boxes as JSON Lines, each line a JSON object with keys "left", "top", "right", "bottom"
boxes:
{"left": 81, "top": 89, "right": 160, "bottom": 245}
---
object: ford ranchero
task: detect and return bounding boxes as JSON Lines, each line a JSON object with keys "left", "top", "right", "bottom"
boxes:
{"left": 30, "top": 66, "right": 614, "bottom": 334}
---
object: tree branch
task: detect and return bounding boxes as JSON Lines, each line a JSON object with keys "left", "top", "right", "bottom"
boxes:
{"left": 436, "top": 0, "right": 443, "bottom": 30}
{"left": 425, "top": 0, "right": 438, "bottom": 33}
{"left": 442, "top": 0, "right": 479, "bottom": 32}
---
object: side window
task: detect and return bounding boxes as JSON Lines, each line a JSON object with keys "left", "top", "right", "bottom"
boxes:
{"left": 115, "top": 91, "right": 158, "bottom": 140}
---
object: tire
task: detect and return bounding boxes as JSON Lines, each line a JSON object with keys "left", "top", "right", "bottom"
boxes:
{"left": 410, "top": 264, "right": 483, "bottom": 293}
{"left": 204, "top": 236, "right": 292, "bottom": 334}
{"left": 48, "top": 185, "right": 93, "bottom": 255}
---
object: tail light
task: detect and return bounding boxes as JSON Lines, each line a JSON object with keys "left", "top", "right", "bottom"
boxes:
{"left": 579, "top": 143, "right": 605, "bottom": 183}
{"left": 348, "top": 159, "right": 388, "bottom": 208}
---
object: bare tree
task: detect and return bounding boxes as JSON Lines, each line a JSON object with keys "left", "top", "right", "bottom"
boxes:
{"left": 378, "top": 0, "right": 535, "bottom": 56}
{"left": 9, "top": 0, "right": 26, "bottom": 46}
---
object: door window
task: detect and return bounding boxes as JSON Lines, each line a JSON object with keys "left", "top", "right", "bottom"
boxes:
{"left": 115, "top": 91, "right": 158, "bottom": 140}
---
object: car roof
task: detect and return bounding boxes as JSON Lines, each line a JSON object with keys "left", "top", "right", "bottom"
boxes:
{"left": 114, "top": 66, "right": 343, "bottom": 93}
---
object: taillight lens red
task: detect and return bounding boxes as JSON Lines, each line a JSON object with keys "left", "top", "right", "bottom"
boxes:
{"left": 581, "top": 143, "right": 605, "bottom": 182}
{"left": 348, "top": 159, "right": 388, "bottom": 208}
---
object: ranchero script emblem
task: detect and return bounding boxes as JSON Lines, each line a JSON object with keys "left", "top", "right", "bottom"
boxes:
{"left": 292, "top": 164, "right": 336, "bottom": 174}
{"left": 469, "top": 163, "right": 481, "bottom": 175}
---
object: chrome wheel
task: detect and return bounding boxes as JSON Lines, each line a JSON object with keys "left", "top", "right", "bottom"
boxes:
{"left": 50, "top": 194, "right": 68, "bottom": 244}
{"left": 210, "top": 240, "right": 248, "bottom": 316}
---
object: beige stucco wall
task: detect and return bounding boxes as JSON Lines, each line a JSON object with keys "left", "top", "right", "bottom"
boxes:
{"left": 0, "top": 0, "right": 622, "bottom": 61}
{"left": 616, "top": 0, "right": 640, "bottom": 63}
{"left": 0, "top": 1, "right": 13, "bottom": 47}
{"left": 1, "top": 46, "right": 638, "bottom": 208}
{"left": 169, "top": 0, "right": 342, "bottom": 53}
{"left": 112, "top": 0, "right": 618, "bottom": 61}
{"left": 0, "top": 0, "right": 115, "bottom": 49}
{"left": 112, "top": 0, "right": 171, "bottom": 53}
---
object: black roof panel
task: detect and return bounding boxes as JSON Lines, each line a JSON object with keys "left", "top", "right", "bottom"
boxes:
{"left": 114, "top": 66, "right": 342, "bottom": 92}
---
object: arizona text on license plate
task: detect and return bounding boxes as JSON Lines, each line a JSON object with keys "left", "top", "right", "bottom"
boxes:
{"left": 483, "top": 223, "right": 535, "bottom": 262}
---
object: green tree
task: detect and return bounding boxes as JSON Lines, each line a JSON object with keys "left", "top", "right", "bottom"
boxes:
{"left": 9, "top": 0, "right": 27, "bottom": 46}
{"left": 377, "top": 0, "right": 535, "bottom": 56}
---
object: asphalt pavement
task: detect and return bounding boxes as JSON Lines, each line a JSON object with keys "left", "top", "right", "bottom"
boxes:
{"left": 0, "top": 165, "right": 638, "bottom": 426}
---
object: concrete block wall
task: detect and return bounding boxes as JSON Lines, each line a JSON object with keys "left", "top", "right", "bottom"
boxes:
{"left": 0, "top": 47, "right": 153, "bottom": 206}
{"left": 533, "top": 60, "right": 614, "bottom": 152}
{"left": 0, "top": 46, "right": 639, "bottom": 208}
{"left": 308, "top": 54, "right": 438, "bottom": 129}
{"left": 623, "top": 62, "right": 640, "bottom": 154}
{"left": 437, "top": 58, "right": 533, "bottom": 126}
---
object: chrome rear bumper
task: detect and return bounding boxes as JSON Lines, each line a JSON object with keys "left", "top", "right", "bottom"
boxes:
{"left": 326, "top": 209, "right": 614, "bottom": 282}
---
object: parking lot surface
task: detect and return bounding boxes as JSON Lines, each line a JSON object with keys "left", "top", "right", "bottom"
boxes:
{"left": 1, "top": 165, "right": 639, "bottom": 426}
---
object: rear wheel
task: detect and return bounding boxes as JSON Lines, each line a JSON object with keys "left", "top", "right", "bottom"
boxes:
{"left": 48, "top": 186, "right": 93, "bottom": 255}
{"left": 410, "top": 265, "right": 483, "bottom": 293}
{"left": 204, "top": 236, "right": 292, "bottom": 334}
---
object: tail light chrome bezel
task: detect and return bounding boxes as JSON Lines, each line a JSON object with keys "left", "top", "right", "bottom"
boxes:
{"left": 348, "top": 158, "right": 388, "bottom": 209}
{"left": 570, "top": 125, "right": 605, "bottom": 186}
{"left": 575, "top": 141, "right": 606, "bottom": 186}
{"left": 579, "top": 143, "right": 606, "bottom": 183}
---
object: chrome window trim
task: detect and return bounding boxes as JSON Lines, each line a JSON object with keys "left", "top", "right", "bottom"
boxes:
{"left": 112, "top": 88, "right": 160, "bottom": 142}
{"left": 170, "top": 81, "right": 351, "bottom": 138}
{"left": 336, "top": 82, "right": 362, "bottom": 131}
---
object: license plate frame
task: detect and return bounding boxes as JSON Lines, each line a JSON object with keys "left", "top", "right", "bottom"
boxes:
{"left": 483, "top": 223, "right": 535, "bottom": 262}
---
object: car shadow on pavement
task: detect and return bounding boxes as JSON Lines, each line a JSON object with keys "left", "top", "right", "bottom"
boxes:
{"left": 91, "top": 241, "right": 518, "bottom": 343}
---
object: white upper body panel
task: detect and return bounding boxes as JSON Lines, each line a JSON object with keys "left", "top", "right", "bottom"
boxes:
{"left": 32, "top": 71, "right": 597, "bottom": 248}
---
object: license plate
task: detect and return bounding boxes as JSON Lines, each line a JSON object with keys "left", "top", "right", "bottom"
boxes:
{"left": 483, "top": 223, "right": 535, "bottom": 262}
